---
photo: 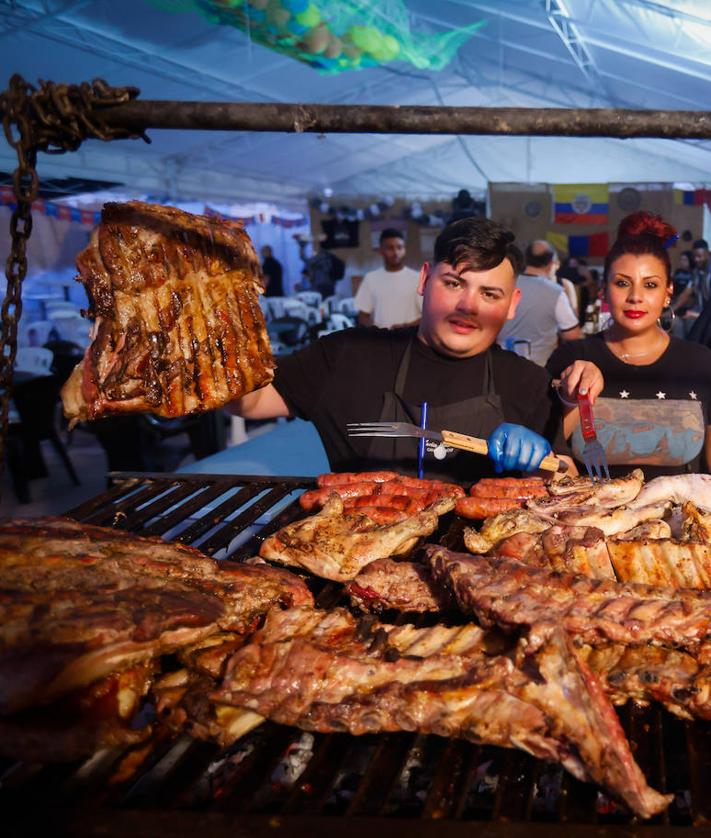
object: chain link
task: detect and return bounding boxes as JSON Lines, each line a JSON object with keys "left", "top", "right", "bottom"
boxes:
{"left": 0, "top": 75, "right": 147, "bottom": 488}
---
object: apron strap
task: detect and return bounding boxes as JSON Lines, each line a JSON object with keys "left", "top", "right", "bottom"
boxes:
{"left": 393, "top": 340, "right": 413, "bottom": 397}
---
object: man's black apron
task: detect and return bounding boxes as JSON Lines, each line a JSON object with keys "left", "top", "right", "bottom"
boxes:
{"left": 364, "top": 340, "right": 506, "bottom": 482}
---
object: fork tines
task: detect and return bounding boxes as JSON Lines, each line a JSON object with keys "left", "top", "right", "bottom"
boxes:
{"left": 346, "top": 421, "right": 421, "bottom": 438}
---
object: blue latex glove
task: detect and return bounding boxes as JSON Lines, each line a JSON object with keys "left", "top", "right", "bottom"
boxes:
{"left": 486, "top": 422, "right": 552, "bottom": 474}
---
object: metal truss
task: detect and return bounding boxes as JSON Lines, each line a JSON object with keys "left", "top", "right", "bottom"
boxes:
{"left": 542, "top": 0, "right": 604, "bottom": 86}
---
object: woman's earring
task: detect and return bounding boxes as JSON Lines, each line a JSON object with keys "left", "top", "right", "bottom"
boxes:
{"left": 658, "top": 304, "right": 676, "bottom": 332}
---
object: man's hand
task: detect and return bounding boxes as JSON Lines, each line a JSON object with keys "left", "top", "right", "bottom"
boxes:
{"left": 486, "top": 423, "right": 552, "bottom": 473}
{"left": 558, "top": 360, "right": 604, "bottom": 405}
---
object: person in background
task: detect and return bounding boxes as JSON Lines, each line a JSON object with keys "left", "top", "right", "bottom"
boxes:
{"left": 497, "top": 240, "right": 580, "bottom": 366}
{"left": 559, "top": 256, "right": 598, "bottom": 323}
{"left": 548, "top": 211, "right": 711, "bottom": 478}
{"left": 354, "top": 228, "right": 422, "bottom": 329}
{"left": 230, "top": 217, "right": 574, "bottom": 482}
{"left": 693, "top": 238, "right": 711, "bottom": 313}
{"left": 670, "top": 249, "right": 697, "bottom": 337}
{"left": 260, "top": 245, "right": 284, "bottom": 297}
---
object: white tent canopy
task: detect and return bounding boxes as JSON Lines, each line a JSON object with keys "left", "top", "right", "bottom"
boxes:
{"left": 2, "top": 0, "right": 711, "bottom": 206}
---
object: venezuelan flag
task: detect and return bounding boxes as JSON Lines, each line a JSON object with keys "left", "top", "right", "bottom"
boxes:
{"left": 553, "top": 184, "right": 608, "bottom": 225}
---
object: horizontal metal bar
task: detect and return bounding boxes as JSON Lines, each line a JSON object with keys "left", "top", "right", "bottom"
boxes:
{"left": 101, "top": 100, "right": 711, "bottom": 139}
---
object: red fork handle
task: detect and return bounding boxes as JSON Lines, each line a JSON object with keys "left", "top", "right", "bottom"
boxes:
{"left": 577, "top": 392, "right": 597, "bottom": 441}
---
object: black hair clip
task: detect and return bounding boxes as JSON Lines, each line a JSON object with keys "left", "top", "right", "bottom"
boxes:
{"left": 663, "top": 233, "right": 680, "bottom": 249}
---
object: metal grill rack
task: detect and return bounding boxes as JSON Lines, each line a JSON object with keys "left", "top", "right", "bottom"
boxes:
{"left": 3, "top": 471, "right": 711, "bottom": 837}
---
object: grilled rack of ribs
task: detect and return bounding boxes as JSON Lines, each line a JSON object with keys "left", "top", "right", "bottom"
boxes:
{"left": 0, "top": 517, "right": 312, "bottom": 718}
{"left": 212, "top": 607, "right": 669, "bottom": 819}
{"left": 61, "top": 201, "right": 274, "bottom": 423}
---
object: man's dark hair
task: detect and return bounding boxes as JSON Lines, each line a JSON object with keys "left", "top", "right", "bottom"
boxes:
{"left": 379, "top": 228, "right": 405, "bottom": 245}
{"left": 524, "top": 241, "right": 555, "bottom": 269}
{"left": 693, "top": 239, "right": 709, "bottom": 251}
{"left": 433, "top": 217, "right": 523, "bottom": 276}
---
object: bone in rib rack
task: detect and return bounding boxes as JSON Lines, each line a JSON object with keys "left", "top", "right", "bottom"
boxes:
{"left": 2, "top": 470, "right": 711, "bottom": 836}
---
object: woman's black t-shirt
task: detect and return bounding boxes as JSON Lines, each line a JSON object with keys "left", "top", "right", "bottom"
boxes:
{"left": 547, "top": 334, "right": 711, "bottom": 477}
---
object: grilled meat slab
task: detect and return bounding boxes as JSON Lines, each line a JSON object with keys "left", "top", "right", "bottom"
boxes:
{"left": 61, "top": 201, "right": 274, "bottom": 423}
{"left": 347, "top": 558, "right": 455, "bottom": 613}
{"left": 527, "top": 469, "right": 644, "bottom": 515}
{"left": 427, "top": 546, "right": 711, "bottom": 659}
{"left": 260, "top": 495, "right": 453, "bottom": 581}
{"left": 0, "top": 663, "right": 155, "bottom": 763}
{"left": 214, "top": 607, "right": 669, "bottom": 818}
{"left": 461, "top": 508, "right": 550, "bottom": 554}
{"left": 0, "top": 517, "right": 312, "bottom": 715}
{"left": 583, "top": 644, "right": 711, "bottom": 721}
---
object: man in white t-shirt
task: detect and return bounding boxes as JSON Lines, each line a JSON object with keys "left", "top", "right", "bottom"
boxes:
{"left": 498, "top": 240, "right": 581, "bottom": 365}
{"left": 354, "top": 228, "right": 422, "bottom": 328}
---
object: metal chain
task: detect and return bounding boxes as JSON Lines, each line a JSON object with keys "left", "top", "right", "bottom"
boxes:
{"left": 0, "top": 74, "right": 148, "bottom": 487}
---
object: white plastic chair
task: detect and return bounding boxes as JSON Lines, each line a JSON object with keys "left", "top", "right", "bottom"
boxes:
{"left": 295, "top": 290, "right": 322, "bottom": 308}
{"left": 321, "top": 295, "right": 339, "bottom": 315}
{"left": 265, "top": 297, "right": 287, "bottom": 320}
{"left": 18, "top": 319, "right": 60, "bottom": 348}
{"left": 15, "top": 346, "right": 54, "bottom": 375}
{"left": 283, "top": 299, "right": 322, "bottom": 326}
{"left": 337, "top": 297, "right": 358, "bottom": 317}
{"left": 317, "top": 312, "right": 355, "bottom": 338}
{"left": 52, "top": 314, "right": 91, "bottom": 346}
{"left": 46, "top": 301, "right": 81, "bottom": 317}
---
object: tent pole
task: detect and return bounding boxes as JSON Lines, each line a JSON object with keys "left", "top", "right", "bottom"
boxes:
{"left": 101, "top": 100, "right": 711, "bottom": 139}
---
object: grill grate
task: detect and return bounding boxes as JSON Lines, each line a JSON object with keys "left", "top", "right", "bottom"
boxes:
{"left": 3, "top": 471, "right": 710, "bottom": 835}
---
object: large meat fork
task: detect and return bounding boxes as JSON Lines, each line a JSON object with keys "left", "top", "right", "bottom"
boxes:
{"left": 346, "top": 421, "right": 567, "bottom": 473}
{"left": 577, "top": 393, "right": 610, "bottom": 482}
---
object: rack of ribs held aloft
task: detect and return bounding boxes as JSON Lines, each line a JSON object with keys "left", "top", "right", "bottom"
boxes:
{"left": 60, "top": 201, "right": 274, "bottom": 424}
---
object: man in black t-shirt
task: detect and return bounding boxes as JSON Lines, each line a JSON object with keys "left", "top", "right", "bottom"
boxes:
{"left": 231, "top": 218, "right": 573, "bottom": 480}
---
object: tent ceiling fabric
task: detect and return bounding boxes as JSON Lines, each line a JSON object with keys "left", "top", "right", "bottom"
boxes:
{"left": 2, "top": 0, "right": 711, "bottom": 205}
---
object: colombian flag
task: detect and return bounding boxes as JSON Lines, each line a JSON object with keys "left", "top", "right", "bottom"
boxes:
{"left": 553, "top": 184, "right": 608, "bottom": 225}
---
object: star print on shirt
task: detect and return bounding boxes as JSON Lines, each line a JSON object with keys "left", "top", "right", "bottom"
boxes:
{"left": 619, "top": 390, "right": 629, "bottom": 399}
{"left": 656, "top": 391, "right": 666, "bottom": 399}
{"left": 690, "top": 391, "right": 698, "bottom": 400}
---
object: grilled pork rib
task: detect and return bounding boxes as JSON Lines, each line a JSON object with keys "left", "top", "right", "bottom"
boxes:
{"left": 427, "top": 546, "right": 711, "bottom": 660}
{"left": 213, "top": 607, "right": 669, "bottom": 818}
{"left": 0, "top": 517, "right": 312, "bottom": 715}
{"left": 61, "top": 201, "right": 274, "bottom": 423}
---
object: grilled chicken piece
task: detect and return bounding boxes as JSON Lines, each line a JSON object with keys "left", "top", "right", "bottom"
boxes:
{"left": 615, "top": 520, "right": 672, "bottom": 541}
{"left": 427, "top": 546, "right": 711, "bottom": 661}
{"left": 629, "top": 473, "right": 711, "bottom": 511}
{"left": 260, "top": 496, "right": 453, "bottom": 582}
{"left": 527, "top": 469, "right": 644, "bottom": 516}
{"left": 214, "top": 607, "right": 669, "bottom": 819}
{"left": 347, "top": 558, "right": 456, "bottom": 613}
{"left": 0, "top": 517, "right": 312, "bottom": 715}
{"left": 553, "top": 501, "right": 671, "bottom": 536}
{"left": 680, "top": 502, "right": 711, "bottom": 543}
{"left": 61, "top": 201, "right": 274, "bottom": 423}
{"left": 462, "top": 508, "right": 550, "bottom": 554}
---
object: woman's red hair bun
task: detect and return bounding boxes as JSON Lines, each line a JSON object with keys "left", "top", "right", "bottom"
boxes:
{"left": 617, "top": 211, "right": 676, "bottom": 242}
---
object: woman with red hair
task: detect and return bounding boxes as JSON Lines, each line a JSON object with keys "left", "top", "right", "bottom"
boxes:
{"left": 548, "top": 211, "right": 711, "bottom": 478}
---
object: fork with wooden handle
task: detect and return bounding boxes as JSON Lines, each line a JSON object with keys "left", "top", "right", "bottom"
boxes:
{"left": 346, "top": 421, "right": 568, "bottom": 473}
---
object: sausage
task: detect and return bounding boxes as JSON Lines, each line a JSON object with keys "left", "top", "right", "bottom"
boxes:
{"left": 389, "top": 476, "right": 465, "bottom": 497}
{"left": 470, "top": 483, "right": 548, "bottom": 500}
{"left": 344, "top": 494, "right": 421, "bottom": 514}
{"left": 473, "top": 477, "right": 545, "bottom": 492}
{"left": 455, "top": 496, "right": 523, "bottom": 520}
{"left": 318, "top": 471, "right": 399, "bottom": 487}
{"left": 354, "top": 506, "right": 407, "bottom": 524}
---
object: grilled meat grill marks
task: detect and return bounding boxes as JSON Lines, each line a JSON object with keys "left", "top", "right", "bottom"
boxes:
{"left": 0, "top": 517, "right": 312, "bottom": 716}
{"left": 61, "top": 201, "right": 274, "bottom": 423}
{"left": 213, "top": 607, "right": 669, "bottom": 818}
{"left": 428, "top": 546, "right": 711, "bottom": 659}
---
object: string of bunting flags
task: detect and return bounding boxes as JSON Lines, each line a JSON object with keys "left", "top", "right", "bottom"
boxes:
{"left": 0, "top": 187, "right": 307, "bottom": 229}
